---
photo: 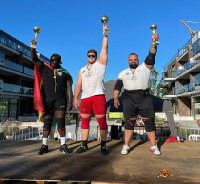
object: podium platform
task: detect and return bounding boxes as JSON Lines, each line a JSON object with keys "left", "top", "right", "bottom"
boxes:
{"left": 0, "top": 140, "right": 200, "bottom": 183}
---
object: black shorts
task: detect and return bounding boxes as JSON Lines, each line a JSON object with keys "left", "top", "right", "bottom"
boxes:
{"left": 123, "top": 95, "right": 155, "bottom": 119}
{"left": 43, "top": 98, "right": 67, "bottom": 112}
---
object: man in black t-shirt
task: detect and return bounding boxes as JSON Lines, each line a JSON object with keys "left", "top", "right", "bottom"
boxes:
{"left": 31, "top": 38, "right": 73, "bottom": 155}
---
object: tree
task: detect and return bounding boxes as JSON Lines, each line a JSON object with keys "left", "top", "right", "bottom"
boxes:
{"left": 149, "top": 68, "right": 167, "bottom": 98}
{"left": 149, "top": 68, "right": 159, "bottom": 96}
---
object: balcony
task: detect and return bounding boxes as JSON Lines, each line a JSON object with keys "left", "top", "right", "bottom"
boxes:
{"left": 162, "top": 90, "right": 177, "bottom": 99}
{"left": 175, "top": 79, "right": 200, "bottom": 96}
{"left": 162, "top": 71, "right": 176, "bottom": 82}
{"left": 1, "top": 83, "right": 33, "bottom": 95}
{"left": 175, "top": 60, "right": 200, "bottom": 79}
{"left": 0, "top": 59, "right": 34, "bottom": 78}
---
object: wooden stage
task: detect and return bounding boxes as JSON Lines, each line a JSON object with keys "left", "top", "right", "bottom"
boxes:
{"left": 0, "top": 140, "right": 200, "bottom": 184}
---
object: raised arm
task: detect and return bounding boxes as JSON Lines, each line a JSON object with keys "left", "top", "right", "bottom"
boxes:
{"left": 30, "top": 38, "right": 43, "bottom": 71}
{"left": 144, "top": 33, "right": 159, "bottom": 70}
{"left": 98, "top": 25, "right": 109, "bottom": 66}
{"left": 66, "top": 78, "right": 73, "bottom": 112}
{"left": 74, "top": 70, "right": 82, "bottom": 109}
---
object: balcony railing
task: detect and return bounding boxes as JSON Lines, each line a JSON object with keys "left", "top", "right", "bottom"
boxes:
{"left": 0, "top": 58, "right": 34, "bottom": 76}
{"left": 163, "top": 30, "right": 200, "bottom": 72}
{"left": 175, "top": 80, "right": 200, "bottom": 95}
{"left": 0, "top": 58, "right": 23, "bottom": 73}
{"left": 162, "top": 71, "right": 176, "bottom": 78}
{"left": 2, "top": 83, "right": 33, "bottom": 95}
{"left": 178, "top": 39, "right": 191, "bottom": 58}
{"left": 24, "top": 67, "right": 34, "bottom": 76}
{"left": 0, "top": 32, "right": 49, "bottom": 63}
{"left": 175, "top": 60, "right": 200, "bottom": 77}
{"left": 163, "top": 53, "right": 178, "bottom": 72}
{"left": 195, "top": 73, "right": 200, "bottom": 86}
{"left": 192, "top": 38, "right": 200, "bottom": 55}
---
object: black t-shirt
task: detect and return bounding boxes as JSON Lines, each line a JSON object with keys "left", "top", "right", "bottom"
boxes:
{"left": 41, "top": 64, "right": 72, "bottom": 100}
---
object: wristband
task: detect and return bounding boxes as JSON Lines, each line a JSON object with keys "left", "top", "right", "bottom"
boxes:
{"left": 103, "top": 30, "right": 109, "bottom": 36}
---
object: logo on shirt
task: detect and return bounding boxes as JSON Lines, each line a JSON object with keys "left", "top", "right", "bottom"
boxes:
{"left": 125, "top": 72, "right": 130, "bottom": 75}
{"left": 57, "top": 72, "right": 62, "bottom": 76}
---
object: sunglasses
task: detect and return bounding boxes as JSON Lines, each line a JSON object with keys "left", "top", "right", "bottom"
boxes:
{"left": 88, "top": 54, "right": 96, "bottom": 58}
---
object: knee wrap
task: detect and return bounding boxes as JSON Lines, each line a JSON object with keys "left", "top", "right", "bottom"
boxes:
{"left": 43, "top": 119, "right": 52, "bottom": 131}
{"left": 143, "top": 118, "right": 155, "bottom": 132}
{"left": 125, "top": 119, "right": 135, "bottom": 130}
{"left": 56, "top": 117, "right": 65, "bottom": 131}
{"left": 96, "top": 116, "right": 107, "bottom": 130}
{"left": 81, "top": 117, "right": 91, "bottom": 129}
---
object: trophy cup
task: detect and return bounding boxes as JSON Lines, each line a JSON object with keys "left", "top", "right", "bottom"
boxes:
{"left": 32, "top": 27, "right": 42, "bottom": 48}
{"left": 150, "top": 24, "right": 160, "bottom": 45}
{"left": 33, "top": 27, "right": 42, "bottom": 39}
{"left": 101, "top": 15, "right": 109, "bottom": 36}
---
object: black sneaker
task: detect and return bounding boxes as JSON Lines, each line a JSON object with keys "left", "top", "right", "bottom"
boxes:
{"left": 60, "top": 144, "right": 71, "bottom": 154}
{"left": 75, "top": 145, "right": 89, "bottom": 153}
{"left": 37, "top": 144, "right": 48, "bottom": 155}
{"left": 101, "top": 145, "right": 108, "bottom": 155}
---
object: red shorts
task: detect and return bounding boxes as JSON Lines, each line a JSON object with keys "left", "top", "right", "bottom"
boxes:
{"left": 80, "top": 94, "right": 106, "bottom": 115}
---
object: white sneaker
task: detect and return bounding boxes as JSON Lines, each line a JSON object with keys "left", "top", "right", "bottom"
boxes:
{"left": 121, "top": 144, "right": 130, "bottom": 155}
{"left": 150, "top": 145, "right": 161, "bottom": 155}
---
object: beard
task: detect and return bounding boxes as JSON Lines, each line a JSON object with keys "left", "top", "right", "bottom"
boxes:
{"left": 130, "top": 63, "right": 138, "bottom": 69}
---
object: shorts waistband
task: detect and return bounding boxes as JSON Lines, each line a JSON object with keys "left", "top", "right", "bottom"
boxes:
{"left": 124, "top": 89, "right": 149, "bottom": 98}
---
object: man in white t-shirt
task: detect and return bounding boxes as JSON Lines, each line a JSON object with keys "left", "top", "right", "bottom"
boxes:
{"left": 114, "top": 32, "right": 161, "bottom": 156}
{"left": 74, "top": 25, "right": 109, "bottom": 155}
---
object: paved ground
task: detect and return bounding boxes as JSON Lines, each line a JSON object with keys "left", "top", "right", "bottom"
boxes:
{"left": 0, "top": 140, "right": 200, "bottom": 183}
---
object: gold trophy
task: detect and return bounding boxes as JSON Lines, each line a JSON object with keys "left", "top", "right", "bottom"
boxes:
{"left": 33, "top": 27, "right": 42, "bottom": 39}
{"left": 101, "top": 15, "right": 109, "bottom": 36}
{"left": 32, "top": 27, "right": 41, "bottom": 48}
{"left": 101, "top": 15, "right": 109, "bottom": 25}
{"left": 150, "top": 24, "right": 160, "bottom": 45}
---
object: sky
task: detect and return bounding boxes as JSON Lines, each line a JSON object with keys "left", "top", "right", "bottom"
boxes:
{"left": 1, "top": 0, "right": 200, "bottom": 90}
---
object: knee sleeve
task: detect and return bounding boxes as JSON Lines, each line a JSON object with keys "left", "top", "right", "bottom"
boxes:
{"left": 81, "top": 117, "right": 91, "bottom": 129}
{"left": 96, "top": 116, "right": 107, "bottom": 130}
{"left": 143, "top": 118, "right": 155, "bottom": 132}
{"left": 43, "top": 119, "right": 52, "bottom": 131}
{"left": 56, "top": 117, "right": 65, "bottom": 131}
{"left": 125, "top": 119, "right": 135, "bottom": 130}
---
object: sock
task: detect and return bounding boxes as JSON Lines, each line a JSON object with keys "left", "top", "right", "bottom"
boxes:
{"left": 60, "top": 137, "right": 66, "bottom": 145}
{"left": 43, "top": 138, "right": 48, "bottom": 146}
{"left": 101, "top": 140, "right": 106, "bottom": 147}
{"left": 82, "top": 140, "right": 88, "bottom": 147}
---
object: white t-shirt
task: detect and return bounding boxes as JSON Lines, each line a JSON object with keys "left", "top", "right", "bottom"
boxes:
{"left": 118, "top": 62, "right": 151, "bottom": 90}
{"left": 81, "top": 61, "right": 106, "bottom": 99}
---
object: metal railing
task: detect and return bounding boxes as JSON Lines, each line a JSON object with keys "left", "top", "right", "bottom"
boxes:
{"left": 1, "top": 124, "right": 200, "bottom": 141}
{"left": 2, "top": 83, "right": 34, "bottom": 95}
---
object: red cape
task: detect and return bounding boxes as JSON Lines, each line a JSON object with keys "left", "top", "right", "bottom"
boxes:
{"left": 33, "top": 63, "right": 53, "bottom": 115}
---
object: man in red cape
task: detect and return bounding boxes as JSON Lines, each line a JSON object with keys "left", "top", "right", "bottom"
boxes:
{"left": 31, "top": 39, "right": 73, "bottom": 155}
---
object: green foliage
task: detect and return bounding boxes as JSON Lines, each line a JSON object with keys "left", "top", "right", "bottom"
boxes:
{"left": 149, "top": 69, "right": 168, "bottom": 98}
{"left": 149, "top": 68, "right": 159, "bottom": 96}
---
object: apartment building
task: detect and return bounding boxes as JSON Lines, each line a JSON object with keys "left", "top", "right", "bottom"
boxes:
{"left": 0, "top": 30, "right": 49, "bottom": 121}
{"left": 162, "top": 30, "right": 200, "bottom": 120}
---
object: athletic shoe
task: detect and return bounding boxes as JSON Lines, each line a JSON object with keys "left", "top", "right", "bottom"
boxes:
{"left": 121, "top": 144, "right": 130, "bottom": 155}
{"left": 75, "top": 145, "right": 89, "bottom": 153}
{"left": 60, "top": 144, "right": 71, "bottom": 154}
{"left": 101, "top": 145, "right": 108, "bottom": 155}
{"left": 37, "top": 144, "right": 48, "bottom": 155}
{"left": 150, "top": 145, "right": 162, "bottom": 155}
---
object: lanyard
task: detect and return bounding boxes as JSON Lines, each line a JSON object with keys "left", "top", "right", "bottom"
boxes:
{"left": 130, "top": 68, "right": 136, "bottom": 74}
{"left": 87, "top": 64, "right": 92, "bottom": 71}
{"left": 54, "top": 69, "right": 57, "bottom": 92}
